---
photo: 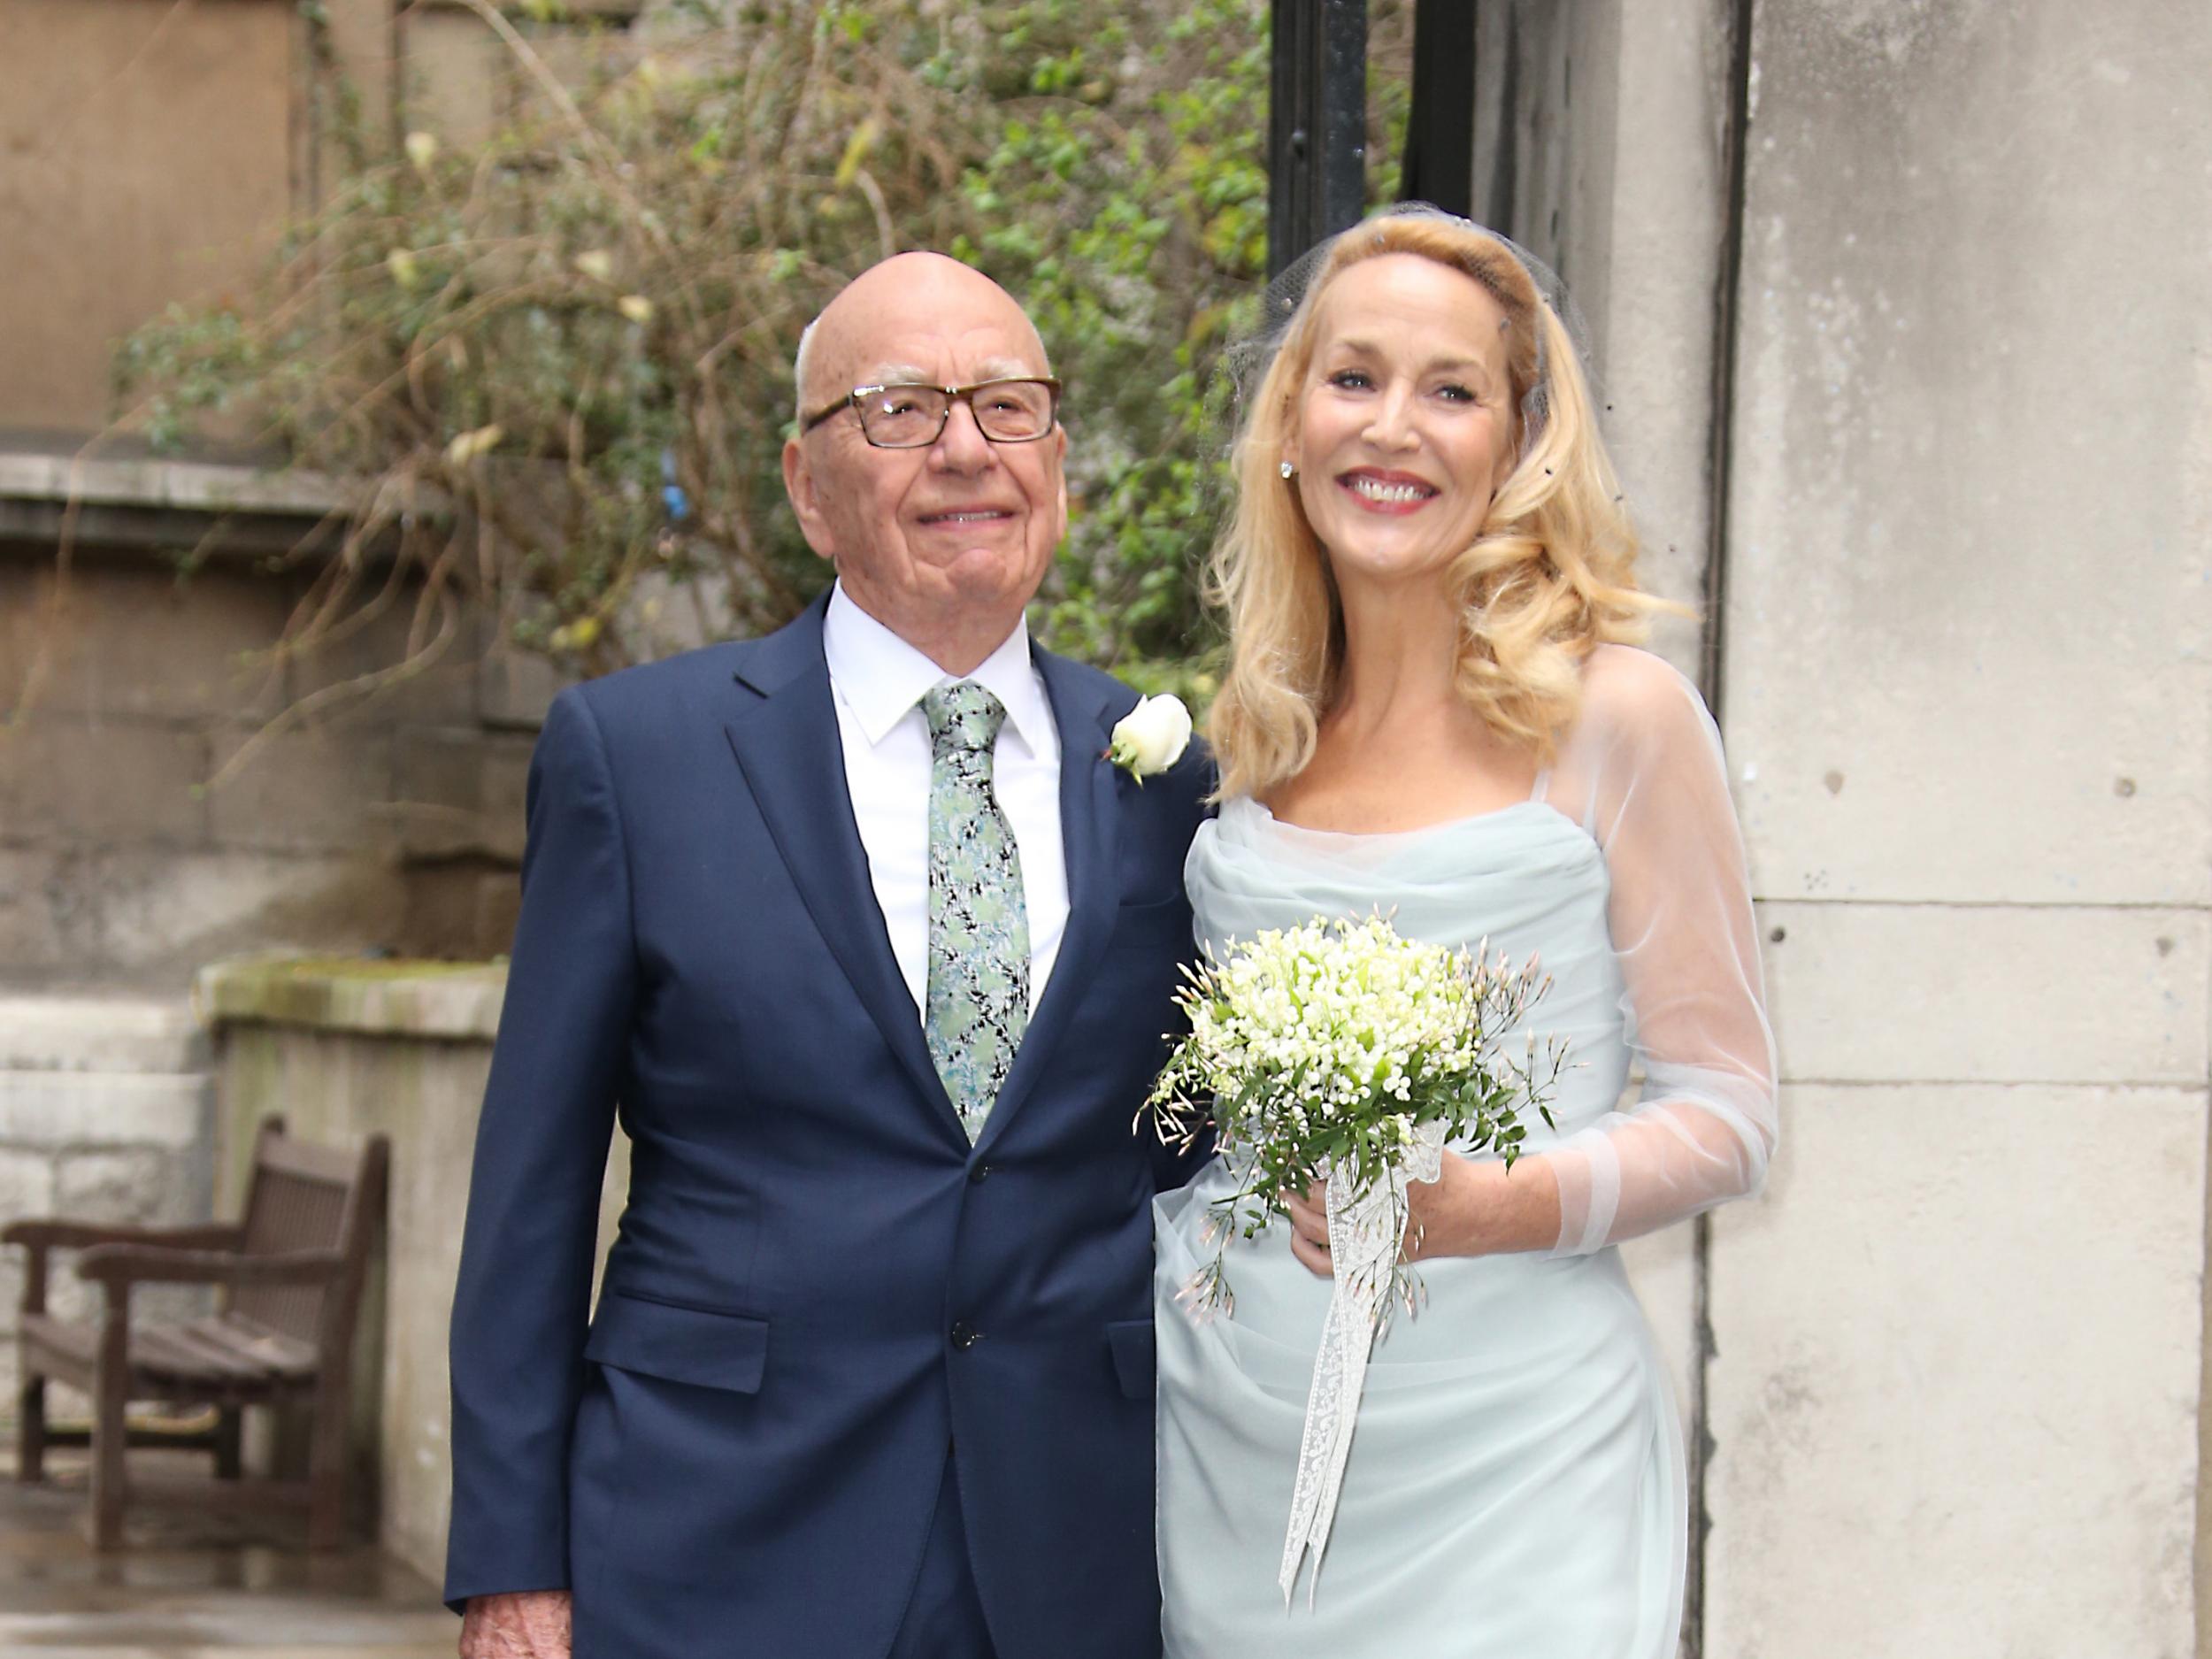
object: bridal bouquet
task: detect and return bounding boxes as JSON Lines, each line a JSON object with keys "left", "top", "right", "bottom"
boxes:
{"left": 1145, "top": 913, "right": 1563, "bottom": 1602}
{"left": 1148, "top": 913, "right": 1560, "bottom": 1318}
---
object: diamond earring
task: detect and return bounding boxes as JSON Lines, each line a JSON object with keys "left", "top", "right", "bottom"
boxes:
{"left": 1279, "top": 461, "right": 1295, "bottom": 480}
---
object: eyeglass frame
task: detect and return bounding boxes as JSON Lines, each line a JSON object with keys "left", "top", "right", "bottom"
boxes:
{"left": 799, "top": 376, "right": 1064, "bottom": 448}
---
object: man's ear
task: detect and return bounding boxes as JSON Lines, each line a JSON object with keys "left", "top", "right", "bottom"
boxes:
{"left": 781, "top": 435, "right": 836, "bottom": 562}
{"left": 1053, "top": 423, "right": 1070, "bottom": 541}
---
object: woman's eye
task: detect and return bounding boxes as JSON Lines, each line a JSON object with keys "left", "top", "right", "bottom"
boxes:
{"left": 1326, "top": 369, "right": 1371, "bottom": 390}
{"left": 1437, "top": 382, "right": 1478, "bottom": 403}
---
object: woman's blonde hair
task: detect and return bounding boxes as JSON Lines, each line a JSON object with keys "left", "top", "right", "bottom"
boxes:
{"left": 1205, "top": 212, "right": 1672, "bottom": 800}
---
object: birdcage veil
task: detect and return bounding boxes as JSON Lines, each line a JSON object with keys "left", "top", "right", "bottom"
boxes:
{"left": 1221, "top": 202, "right": 1594, "bottom": 461}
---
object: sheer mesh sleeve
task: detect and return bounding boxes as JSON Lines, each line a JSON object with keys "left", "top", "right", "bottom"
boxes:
{"left": 1534, "top": 645, "right": 1778, "bottom": 1255}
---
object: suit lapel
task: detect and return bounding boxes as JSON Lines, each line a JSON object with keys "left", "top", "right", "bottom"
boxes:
{"left": 721, "top": 601, "right": 962, "bottom": 1140}
{"left": 974, "top": 649, "right": 1133, "bottom": 1155}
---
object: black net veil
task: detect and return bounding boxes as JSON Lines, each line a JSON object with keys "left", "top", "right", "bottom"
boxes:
{"left": 1220, "top": 202, "right": 1595, "bottom": 465}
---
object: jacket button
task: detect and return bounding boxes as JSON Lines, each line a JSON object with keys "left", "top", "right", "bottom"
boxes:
{"left": 950, "top": 1322, "right": 979, "bottom": 1350}
{"left": 969, "top": 1163, "right": 993, "bottom": 1185}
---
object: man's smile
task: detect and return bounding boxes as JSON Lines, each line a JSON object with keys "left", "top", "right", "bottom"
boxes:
{"left": 916, "top": 504, "right": 1018, "bottom": 526}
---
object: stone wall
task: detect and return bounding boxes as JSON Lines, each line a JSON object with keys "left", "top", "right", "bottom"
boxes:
{"left": 1709, "top": 2, "right": 2212, "bottom": 1655}
{"left": 0, "top": 995, "right": 215, "bottom": 1412}
{"left": 0, "top": 450, "right": 559, "bottom": 988}
{"left": 0, "top": 0, "right": 300, "bottom": 434}
{"left": 196, "top": 957, "right": 628, "bottom": 1583}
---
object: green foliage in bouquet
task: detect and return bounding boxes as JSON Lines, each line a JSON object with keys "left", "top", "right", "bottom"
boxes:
{"left": 111, "top": 0, "right": 1411, "bottom": 716}
{"left": 1148, "top": 915, "right": 1562, "bottom": 1317}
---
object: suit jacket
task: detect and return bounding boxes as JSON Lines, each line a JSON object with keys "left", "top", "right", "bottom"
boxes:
{"left": 444, "top": 595, "right": 1211, "bottom": 1658}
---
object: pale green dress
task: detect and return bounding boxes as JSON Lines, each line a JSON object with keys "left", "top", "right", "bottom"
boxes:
{"left": 1154, "top": 647, "right": 1778, "bottom": 1657}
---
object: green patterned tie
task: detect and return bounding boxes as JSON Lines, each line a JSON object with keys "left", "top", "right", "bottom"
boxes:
{"left": 922, "top": 681, "right": 1031, "bottom": 1141}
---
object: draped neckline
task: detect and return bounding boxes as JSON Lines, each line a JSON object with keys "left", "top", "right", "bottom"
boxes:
{"left": 1236, "top": 794, "right": 1556, "bottom": 843}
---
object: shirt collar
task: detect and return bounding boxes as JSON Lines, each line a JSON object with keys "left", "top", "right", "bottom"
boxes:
{"left": 823, "top": 580, "right": 1057, "bottom": 759}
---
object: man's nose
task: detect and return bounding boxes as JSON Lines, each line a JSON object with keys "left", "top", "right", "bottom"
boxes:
{"left": 928, "top": 398, "right": 997, "bottom": 472}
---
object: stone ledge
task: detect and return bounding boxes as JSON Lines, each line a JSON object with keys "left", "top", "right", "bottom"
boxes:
{"left": 0, "top": 448, "right": 340, "bottom": 518}
{"left": 0, "top": 995, "right": 206, "bottom": 1074}
{"left": 193, "top": 956, "right": 506, "bottom": 1042}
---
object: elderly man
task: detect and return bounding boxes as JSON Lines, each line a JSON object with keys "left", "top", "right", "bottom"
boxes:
{"left": 443, "top": 253, "right": 1210, "bottom": 1659}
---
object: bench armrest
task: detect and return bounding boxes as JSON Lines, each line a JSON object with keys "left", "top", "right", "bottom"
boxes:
{"left": 73, "top": 1245, "right": 349, "bottom": 1288}
{"left": 3, "top": 1219, "right": 247, "bottom": 1254}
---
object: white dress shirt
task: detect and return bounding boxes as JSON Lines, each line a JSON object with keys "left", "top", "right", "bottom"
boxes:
{"left": 822, "top": 580, "right": 1070, "bottom": 1017}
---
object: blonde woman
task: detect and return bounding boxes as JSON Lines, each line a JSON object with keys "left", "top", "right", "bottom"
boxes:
{"left": 1152, "top": 211, "right": 1779, "bottom": 1655}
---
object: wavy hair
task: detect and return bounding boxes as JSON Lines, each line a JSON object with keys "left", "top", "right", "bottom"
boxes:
{"left": 1205, "top": 213, "right": 1674, "bottom": 801}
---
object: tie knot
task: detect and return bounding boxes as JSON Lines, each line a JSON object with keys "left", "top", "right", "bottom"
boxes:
{"left": 923, "top": 681, "right": 1008, "bottom": 757}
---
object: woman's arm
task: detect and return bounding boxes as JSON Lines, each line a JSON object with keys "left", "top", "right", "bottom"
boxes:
{"left": 1286, "top": 649, "right": 1777, "bottom": 1272}
{"left": 1532, "top": 649, "right": 1778, "bottom": 1255}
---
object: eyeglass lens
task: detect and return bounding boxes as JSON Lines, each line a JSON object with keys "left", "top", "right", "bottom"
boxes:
{"left": 858, "top": 380, "right": 1056, "bottom": 447}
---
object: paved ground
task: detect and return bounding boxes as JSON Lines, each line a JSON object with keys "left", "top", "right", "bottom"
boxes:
{"left": 0, "top": 1451, "right": 453, "bottom": 1658}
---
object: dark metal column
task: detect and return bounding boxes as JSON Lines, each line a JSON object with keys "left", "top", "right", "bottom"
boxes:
{"left": 1399, "top": 0, "right": 1477, "bottom": 218}
{"left": 1267, "top": 0, "right": 1368, "bottom": 279}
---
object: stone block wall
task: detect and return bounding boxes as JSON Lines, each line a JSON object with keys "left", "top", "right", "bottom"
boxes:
{"left": 196, "top": 958, "right": 630, "bottom": 1584}
{"left": 0, "top": 995, "right": 215, "bottom": 1412}
{"left": 1709, "top": 2, "right": 2212, "bottom": 1654}
{"left": 1, "top": 509, "right": 554, "bottom": 988}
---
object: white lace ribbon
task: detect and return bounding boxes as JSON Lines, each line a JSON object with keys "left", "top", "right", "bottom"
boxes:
{"left": 1279, "top": 1119, "right": 1448, "bottom": 1606}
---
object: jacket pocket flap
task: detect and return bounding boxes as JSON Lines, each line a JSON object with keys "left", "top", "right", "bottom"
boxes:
{"left": 1105, "top": 1317, "right": 1155, "bottom": 1402}
{"left": 585, "top": 1291, "right": 768, "bottom": 1394}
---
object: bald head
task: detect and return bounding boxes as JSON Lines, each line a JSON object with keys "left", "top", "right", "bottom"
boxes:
{"left": 795, "top": 252, "right": 1050, "bottom": 419}
{"left": 780, "top": 250, "right": 1068, "bottom": 677}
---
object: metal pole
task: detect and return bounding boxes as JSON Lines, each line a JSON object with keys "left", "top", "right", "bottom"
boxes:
{"left": 1400, "top": 0, "right": 1477, "bottom": 218}
{"left": 1268, "top": 0, "right": 1368, "bottom": 280}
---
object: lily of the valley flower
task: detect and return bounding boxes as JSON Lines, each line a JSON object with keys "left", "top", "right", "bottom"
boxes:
{"left": 1109, "top": 693, "right": 1193, "bottom": 780}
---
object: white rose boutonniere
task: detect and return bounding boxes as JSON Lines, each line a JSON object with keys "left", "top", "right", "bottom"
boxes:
{"left": 1108, "top": 693, "right": 1192, "bottom": 782}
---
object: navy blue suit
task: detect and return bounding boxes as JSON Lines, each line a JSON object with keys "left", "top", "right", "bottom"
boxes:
{"left": 445, "top": 595, "right": 1210, "bottom": 1657}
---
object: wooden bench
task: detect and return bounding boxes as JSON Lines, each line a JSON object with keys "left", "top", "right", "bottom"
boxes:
{"left": 4, "top": 1118, "right": 388, "bottom": 1549}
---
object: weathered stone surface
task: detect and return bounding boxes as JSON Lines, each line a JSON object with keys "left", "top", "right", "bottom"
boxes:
{"left": 194, "top": 956, "right": 506, "bottom": 1041}
{"left": 283, "top": 593, "right": 484, "bottom": 727}
{"left": 1714, "top": 0, "right": 2212, "bottom": 1647}
{"left": 390, "top": 726, "right": 534, "bottom": 862}
{"left": 1708, "top": 1085, "right": 2205, "bottom": 1658}
{"left": 0, "top": 1072, "right": 211, "bottom": 1151}
{"left": 1759, "top": 901, "right": 2209, "bottom": 1086}
{"left": 1724, "top": 4, "right": 2212, "bottom": 910}
{"left": 0, "top": 560, "right": 289, "bottom": 724}
{"left": 54, "top": 1146, "right": 197, "bottom": 1227}
{"left": 205, "top": 724, "right": 397, "bottom": 856}
{"left": 0, "top": 717, "right": 210, "bottom": 848}
{"left": 398, "top": 8, "right": 508, "bottom": 147}
{"left": 0, "top": 846, "right": 416, "bottom": 988}
{"left": 0, "top": 1146, "right": 53, "bottom": 1226}
{"left": 475, "top": 642, "right": 567, "bottom": 732}
{"left": 0, "top": 0, "right": 294, "bottom": 431}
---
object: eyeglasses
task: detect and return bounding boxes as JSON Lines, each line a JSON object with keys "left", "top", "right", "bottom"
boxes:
{"left": 800, "top": 378, "right": 1063, "bottom": 449}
